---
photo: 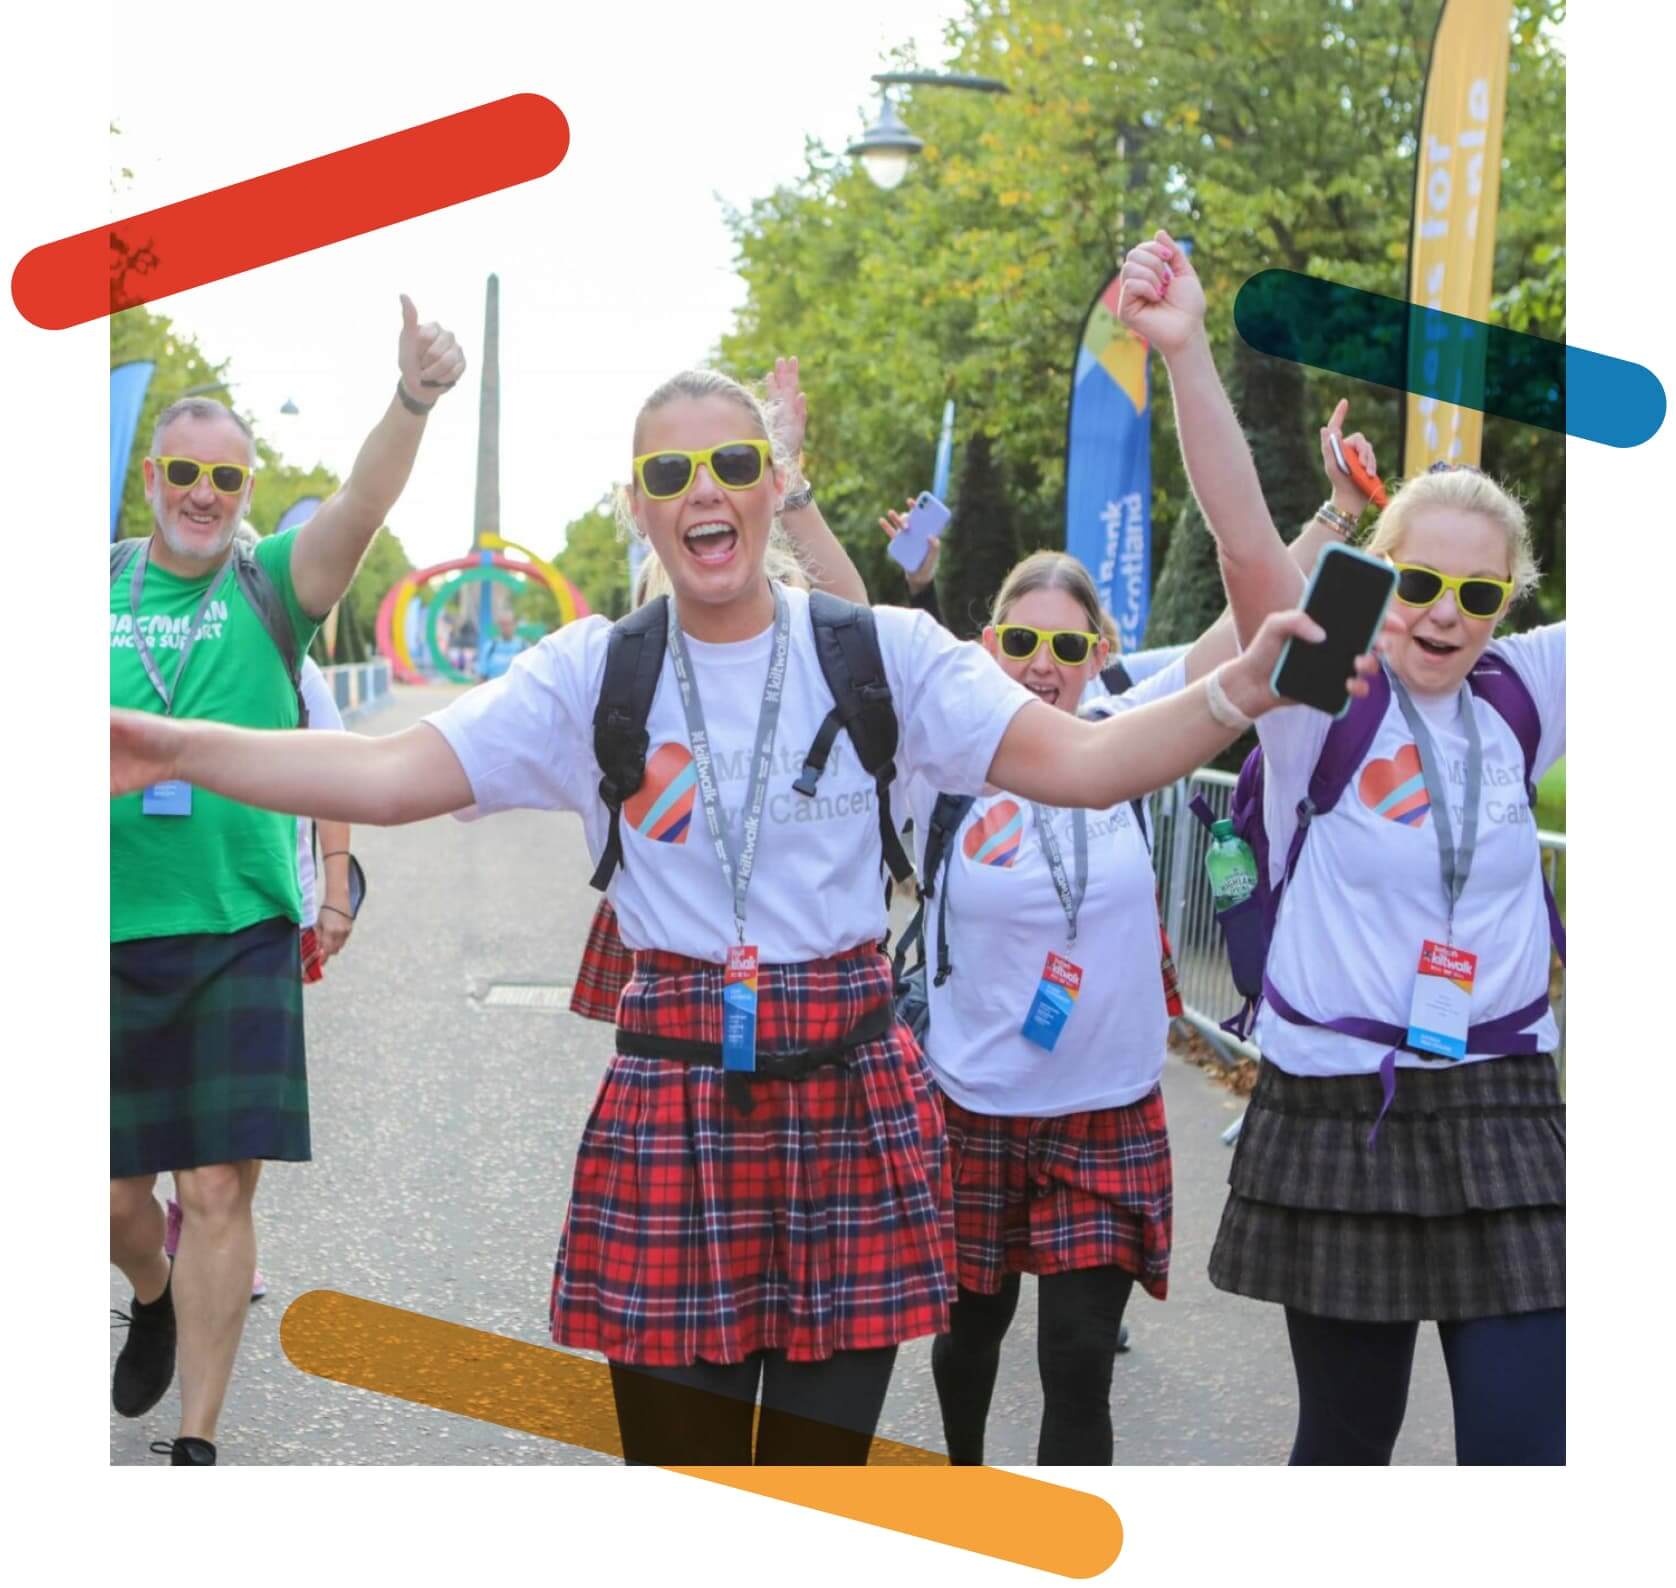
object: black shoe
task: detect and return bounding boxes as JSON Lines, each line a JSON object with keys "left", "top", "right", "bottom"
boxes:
{"left": 150, "top": 1437, "right": 216, "bottom": 1465}
{"left": 1116, "top": 1322, "right": 1132, "bottom": 1354}
{"left": 111, "top": 1278, "right": 176, "bottom": 1418}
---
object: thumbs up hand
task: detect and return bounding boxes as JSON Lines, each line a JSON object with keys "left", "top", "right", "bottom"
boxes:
{"left": 398, "top": 294, "right": 467, "bottom": 407}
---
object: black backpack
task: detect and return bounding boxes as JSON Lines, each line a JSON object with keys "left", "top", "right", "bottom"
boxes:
{"left": 110, "top": 536, "right": 308, "bottom": 727}
{"left": 586, "top": 591, "right": 914, "bottom": 895}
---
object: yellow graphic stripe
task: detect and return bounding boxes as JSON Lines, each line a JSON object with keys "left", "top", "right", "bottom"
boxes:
{"left": 281, "top": 1290, "right": 1122, "bottom": 1577}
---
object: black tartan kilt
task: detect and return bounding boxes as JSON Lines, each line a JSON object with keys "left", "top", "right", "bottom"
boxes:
{"left": 1208, "top": 1053, "right": 1564, "bottom": 1322}
{"left": 110, "top": 916, "right": 310, "bottom": 1179}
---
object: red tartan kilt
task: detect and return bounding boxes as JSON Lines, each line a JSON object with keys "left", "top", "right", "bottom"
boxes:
{"left": 941, "top": 1087, "right": 1173, "bottom": 1301}
{"left": 570, "top": 899, "right": 634, "bottom": 1023}
{"left": 550, "top": 943, "right": 956, "bottom": 1366}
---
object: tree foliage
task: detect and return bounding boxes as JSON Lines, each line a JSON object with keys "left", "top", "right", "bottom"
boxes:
{"left": 553, "top": 496, "right": 633, "bottom": 621}
{"left": 714, "top": 0, "right": 1564, "bottom": 631}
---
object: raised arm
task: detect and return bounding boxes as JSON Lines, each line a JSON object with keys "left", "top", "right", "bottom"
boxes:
{"left": 290, "top": 297, "right": 467, "bottom": 618}
{"left": 1174, "top": 401, "right": 1385, "bottom": 683}
{"left": 1116, "top": 233, "right": 1296, "bottom": 650}
{"left": 111, "top": 711, "right": 472, "bottom": 827}
{"left": 765, "top": 356, "right": 869, "bottom": 604}
{"left": 990, "top": 607, "right": 1386, "bottom": 807}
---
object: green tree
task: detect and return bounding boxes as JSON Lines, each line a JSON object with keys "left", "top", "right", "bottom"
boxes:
{"left": 936, "top": 431, "right": 1022, "bottom": 638}
{"left": 555, "top": 496, "right": 632, "bottom": 620}
{"left": 715, "top": 0, "right": 1564, "bottom": 629}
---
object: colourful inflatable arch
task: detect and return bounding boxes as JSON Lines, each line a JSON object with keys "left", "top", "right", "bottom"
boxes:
{"left": 375, "top": 549, "right": 590, "bottom": 683}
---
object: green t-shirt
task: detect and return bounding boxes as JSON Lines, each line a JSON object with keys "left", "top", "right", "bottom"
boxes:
{"left": 110, "top": 529, "right": 321, "bottom": 943}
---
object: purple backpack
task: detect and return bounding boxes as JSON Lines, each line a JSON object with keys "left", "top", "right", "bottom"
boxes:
{"left": 1190, "top": 653, "right": 1566, "bottom": 1055}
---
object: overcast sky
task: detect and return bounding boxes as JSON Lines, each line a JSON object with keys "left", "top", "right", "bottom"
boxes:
{"left": 109, "top": 1, "right": 971, "bottom": 571}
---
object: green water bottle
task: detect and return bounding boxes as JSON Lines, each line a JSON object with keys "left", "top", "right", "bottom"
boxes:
{"left": 1204, "top": 819, "right": 1258, "bottom": 911}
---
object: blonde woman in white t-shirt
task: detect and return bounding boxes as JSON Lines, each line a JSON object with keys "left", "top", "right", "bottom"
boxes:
{"left": 891, "top": 397, "right": 1370, "bottom": 1467}
{"left": 1120, "top": 232, "right": 1566, "bottom": 1465}
{"left": 110, "top": 363, "right": 1382, "bottom": 1467}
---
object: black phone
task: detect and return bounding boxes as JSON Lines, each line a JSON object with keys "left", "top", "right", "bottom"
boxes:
{"left": 1270, "top": 543, "right": 1396, "bottom": 718}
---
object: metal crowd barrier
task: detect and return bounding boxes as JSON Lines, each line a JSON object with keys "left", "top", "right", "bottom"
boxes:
{"left": 1151, "top": 769, "right": 1567, "bottom": 1139}
{"left": 321, "top": 659, "right": 393, "bottom": 723}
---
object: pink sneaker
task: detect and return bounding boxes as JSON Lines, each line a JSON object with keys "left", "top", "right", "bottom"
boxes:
{"left": 165, "top": 1197, "right": 268, "bottom": 1301}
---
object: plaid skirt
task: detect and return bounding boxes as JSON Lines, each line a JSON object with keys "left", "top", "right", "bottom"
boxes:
{"left": 550, "top": 943, "right": 955, "bottom": 1366}
{"left": 110, "top": 916, "right": 310, "bottom": 1180}
{"left": 570, "top": 898, "right": 633, "bottom": 1023}
{"left": 942, "top": 1088, "right": 1172, "bottom": 1301}
{"left": 1208, "top": 1054, "right": 1565, "bottom": 1322}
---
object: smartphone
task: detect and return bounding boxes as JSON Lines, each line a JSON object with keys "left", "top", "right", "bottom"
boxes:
{"left": 888, "top": 491, "right": 950, "bottom": 573}
{"left": 1327, "top": 432, "right": 1389, "bottom": 509}
{"left": 1271, "top": 543, "right": 1396, "bottom": 718}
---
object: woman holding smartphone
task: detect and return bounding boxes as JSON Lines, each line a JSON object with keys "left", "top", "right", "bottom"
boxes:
{"left": 1121, "top": 233, "right": 1566, "bottom": 1465}
{"left": 887, "top": 237, "right": 1380, "bottom": 1466}
{"left": 112, "top": 359, "right": 1377, "bottom": 1467}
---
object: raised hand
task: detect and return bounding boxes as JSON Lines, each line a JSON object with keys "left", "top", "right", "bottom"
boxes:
{"left": 764, "top": 355, "right": 808, "bottom": 462}
{"left": 111, "top": 709, "right": 186, "bottom": 798}
{"left": 1116, "top": 229, "right": 1206, "bottom": 357}
{"left": 878, "top": 495, "right": 940, "bottom": 594}
{"left": 1320, "top": 399, "right": 1382, "bottom": 515}
{"left": 398, "top": 295, "right": 467, "bottom": 403}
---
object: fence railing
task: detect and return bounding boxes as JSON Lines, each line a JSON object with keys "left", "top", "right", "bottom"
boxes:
{"left": 321, "top": 659, "right": 392, "bottom": 723}
{"left": 1152, "top": 768, "right": 1566, "bottom": 1082}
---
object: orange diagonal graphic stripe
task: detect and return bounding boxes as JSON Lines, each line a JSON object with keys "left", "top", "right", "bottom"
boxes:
{"left": 281, "top": 1290, "right": 1123, "bottom": 1577}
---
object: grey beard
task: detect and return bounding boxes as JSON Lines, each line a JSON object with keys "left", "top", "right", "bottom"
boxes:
{"left": 156, "top": 516, "right": 238, "bottom": 563}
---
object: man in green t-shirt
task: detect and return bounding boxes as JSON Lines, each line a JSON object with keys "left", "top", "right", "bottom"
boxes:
{"left": 109, "top": 296, "right": 465, "bottom": 1466}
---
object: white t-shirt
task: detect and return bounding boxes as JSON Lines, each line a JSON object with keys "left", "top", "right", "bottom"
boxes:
{"left": 427, "top": 588, "right": 1035, "bottom": 964}
{"left": 1254, "top": 623, "right": 1565, "bottom": 1077}
{"left": 908, "top": 658, "right": 1190, "bottom": 1116}
{"left": 294, "top": 658, "right": 345, "bottom": 929}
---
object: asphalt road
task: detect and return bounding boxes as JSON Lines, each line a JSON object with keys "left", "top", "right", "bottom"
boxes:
{"left": 111, "top": 683, "right": 1455, "bottom": 1466}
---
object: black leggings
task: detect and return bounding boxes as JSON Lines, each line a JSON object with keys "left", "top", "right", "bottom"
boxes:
{"left": 1286, "top": 1306, "right": 1566, "bottom": 1465}
{"left": 931, "top": 1266, "right": 1135, "bottom": 1466}
{"left": 609, "top": 1345, "right": 898, "bottom": 1465}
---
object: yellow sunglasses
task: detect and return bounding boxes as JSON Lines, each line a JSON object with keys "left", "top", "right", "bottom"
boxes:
{"left": 1391, "top": 562, "right": 1515, "bottom": 621}
{"left": 153, "top": 456, "right": 253, "bottom": 495}
{"left": 631, "top": 440, "right": 772, "bottom": 501}
{"left": 995, "top": 624, "right": 1101, "bottom": 666}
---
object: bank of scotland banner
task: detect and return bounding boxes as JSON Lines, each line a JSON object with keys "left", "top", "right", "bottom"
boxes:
{"left": 1065, "top": 273, "right": 1151, "bottom": 653}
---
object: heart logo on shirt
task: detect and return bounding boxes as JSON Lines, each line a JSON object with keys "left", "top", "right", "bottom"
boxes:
{"left": 963, "top": 800, "right": 1024, "bottom": 868}
{"left": 1358, "top": 743, "right": 1430, "bottom": 827}
{"left": 624, "top": 742, "right": 696, "bottom": 844}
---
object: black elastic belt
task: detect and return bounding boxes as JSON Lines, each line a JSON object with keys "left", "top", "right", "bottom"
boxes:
{"left": 614, "top": 1000, "right": 895, "bottom": 1081}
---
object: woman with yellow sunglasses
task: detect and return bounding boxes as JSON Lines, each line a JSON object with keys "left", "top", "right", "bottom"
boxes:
{"left": 1115, "top": 233, "right": 1566, "bottom": 1466}
{"left": 885, "top": 391, "right": 1373, "bottom": 1465}
{"left": 111, "top": 347, "right": 1381, "bottom": 1469}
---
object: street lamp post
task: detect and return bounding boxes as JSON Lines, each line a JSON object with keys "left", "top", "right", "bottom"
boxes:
{"left": 846, "top": 70, "right": 1008, "bottom": 190}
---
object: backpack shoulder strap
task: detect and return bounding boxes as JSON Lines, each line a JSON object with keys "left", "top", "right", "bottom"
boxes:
{"left": 800, "top": 591, "right": 914, "bottom": 885}
{"left": 588, "top": 596, "right": 669, "bottom": 893}
{"left": 1468, "top": 652, "right": 1565, "bottom": 963}
{"left": 110, "top": 537, "right": 143, "bottom": 583}
{"left": 924, "top": 793, "right": 975, "bottom": 985}
{"left": 1467, "top": 651, "right": 1542, "bottom": 787}
{"left": 231, "top": 542, "right": 308, "bottom": 727}
{"left": 1306, "top": 668, "right": 1391, "bottom": 821}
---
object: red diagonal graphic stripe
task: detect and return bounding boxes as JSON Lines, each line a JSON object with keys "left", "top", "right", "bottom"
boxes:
{"left": 11, "top": 94, "right": 568, "bottom": 329}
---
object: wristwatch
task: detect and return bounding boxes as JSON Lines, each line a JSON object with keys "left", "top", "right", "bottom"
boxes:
{"left": 782, "top": 481, "right": 815, "bottom": 513}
